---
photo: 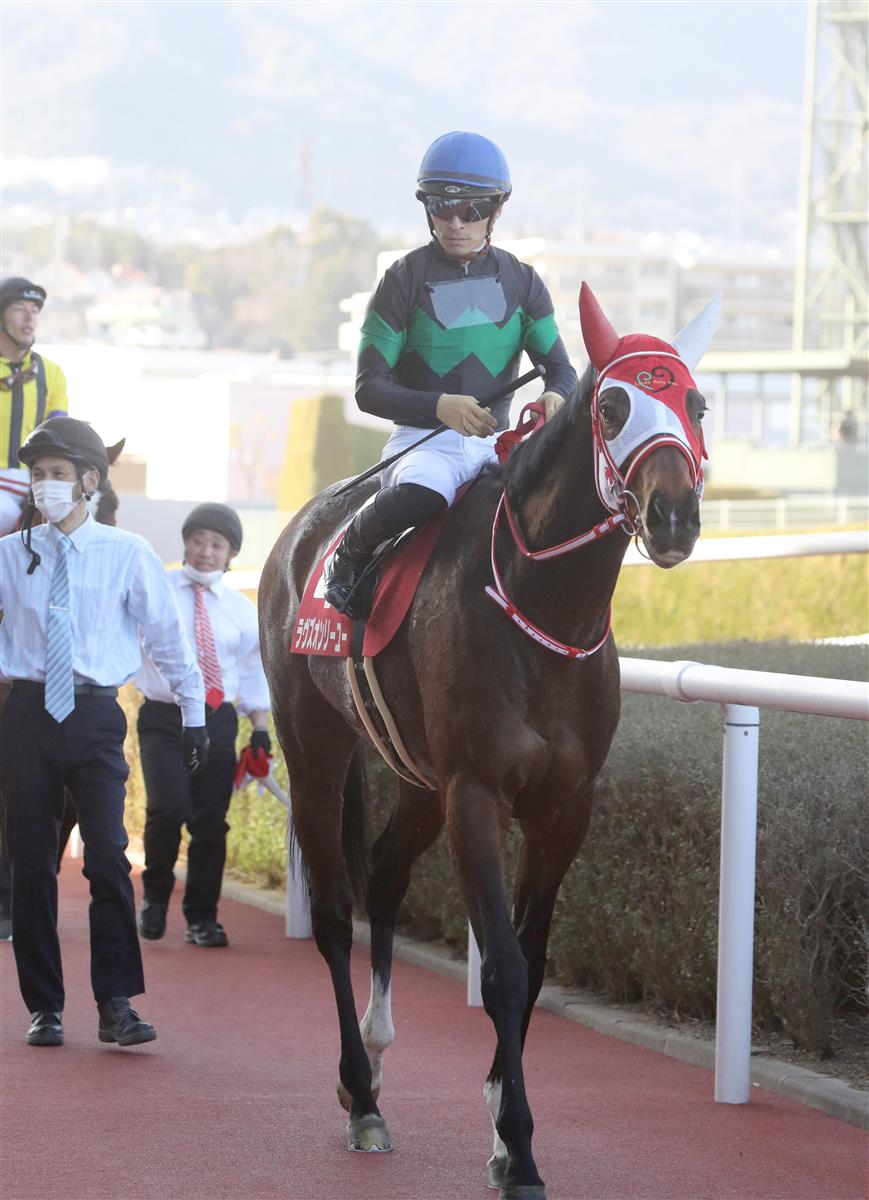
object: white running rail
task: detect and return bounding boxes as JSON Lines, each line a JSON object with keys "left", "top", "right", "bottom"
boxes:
{"left": 467, "top": 659, "right": 869, "bottom": 1108}
{"left": 225, "top": 528, "right": 868, "bottom": 593}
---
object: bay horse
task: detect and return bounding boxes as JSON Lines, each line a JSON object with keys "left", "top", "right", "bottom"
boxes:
{"left": 259, "top": 284, "right": 719, "bottom": 1200}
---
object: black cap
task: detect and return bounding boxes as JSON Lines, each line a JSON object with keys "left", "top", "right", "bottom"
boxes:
{"left": 19, "top": 416, "right": 109, "bottom": 484}
{"left": 182, "top": 503, "right": 243, "bottom": 553}
{"left": 1, "top": 277, "right": 47, "bottom": 314}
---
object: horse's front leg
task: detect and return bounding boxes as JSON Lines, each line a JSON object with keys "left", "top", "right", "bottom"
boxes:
{"left": 485, "top": 789, "right": 595, "bottom": 1190}
{"left": 361, "top": 783, "right": 444, "bottom": 1102}
{"left": 446, "top": 775, "right": 545, "bottom": 1200}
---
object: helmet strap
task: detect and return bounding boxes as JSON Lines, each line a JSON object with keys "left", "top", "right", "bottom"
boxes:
{"left": 20, "top": 501, "right": 41, "bottom": 574}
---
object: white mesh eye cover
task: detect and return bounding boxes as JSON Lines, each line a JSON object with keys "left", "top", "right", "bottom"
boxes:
{"left": 599, "top": 379, "right": 693, "bottom": 468}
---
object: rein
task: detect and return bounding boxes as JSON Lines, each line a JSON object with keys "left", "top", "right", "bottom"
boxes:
{"left": 487, "top": 400, "right": 628, "bottom": 661}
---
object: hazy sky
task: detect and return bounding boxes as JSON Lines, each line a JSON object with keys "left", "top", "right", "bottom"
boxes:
{"left": 4, "top": 1, "right": 809, "bottom": 244}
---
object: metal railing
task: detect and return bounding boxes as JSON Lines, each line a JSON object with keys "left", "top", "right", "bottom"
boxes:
{"left": 699, "top": 496, "right": 869, "bottom": 532}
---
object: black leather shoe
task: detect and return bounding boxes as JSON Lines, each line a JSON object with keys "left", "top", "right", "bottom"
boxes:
{"left": 97, "top": 997, "right": 157, "bottom": 1046}
{"left": 137, "top": 898, "right": 167, "bottom": 940}
{"left": 26, "top": 1011, "right": 64, "bottom": 1046}
{"left": 185, "top": 921, "right": 229, "bottom": 947}
{"left": 323, "top": 541, "right": 371, "bottom": 618}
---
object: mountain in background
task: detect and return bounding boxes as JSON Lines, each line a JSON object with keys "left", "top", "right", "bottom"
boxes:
{"left": 3, "top": 1, "right": 807, "bottom": 247}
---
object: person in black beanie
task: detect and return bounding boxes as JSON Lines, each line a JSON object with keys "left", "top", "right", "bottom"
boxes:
{"left": 135, "top": 503, "right": 271, "bottom": 948}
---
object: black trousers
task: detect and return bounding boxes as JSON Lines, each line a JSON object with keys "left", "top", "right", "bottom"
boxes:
{"left": 0, "top": 685, "right": 144, "bottom": 1013}
{"left": 138, "top": 700, "right": 238, "bottom": 925}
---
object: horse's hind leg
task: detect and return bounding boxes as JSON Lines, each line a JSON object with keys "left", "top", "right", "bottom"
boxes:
{"left": 484, "top": 789, "right": 594, "bottom": 1191}
{"left": 278, "top": 688, "right": 392, "bottom": 1153}
{"left": 360, "top": 782, "right": 444, "bottom": 1102}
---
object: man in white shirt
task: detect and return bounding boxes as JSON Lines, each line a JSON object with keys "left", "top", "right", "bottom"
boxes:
{"left": 136, "top": 503, "right": 271, "bottom": 949}
{"left": 0, "top": 417, "right": 208, "bottom": 1048}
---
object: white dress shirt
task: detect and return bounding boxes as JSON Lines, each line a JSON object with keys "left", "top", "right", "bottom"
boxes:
{"left": 137, "top": 568, "right": 270, "bottom": 716}
{"left": 0, "top": 516, "right": 205, "bottom": 727}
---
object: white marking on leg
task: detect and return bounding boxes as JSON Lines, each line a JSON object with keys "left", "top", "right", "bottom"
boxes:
{"left": 484, "top": 1078, "right": 507, "bottom": 1163}
{"left": 360, "top": 972, "right": 394, "bottom": 1095}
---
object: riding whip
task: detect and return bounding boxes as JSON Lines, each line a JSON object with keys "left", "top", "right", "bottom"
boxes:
{"left": 334, "top": 364, "right": 546, "bottom": 497}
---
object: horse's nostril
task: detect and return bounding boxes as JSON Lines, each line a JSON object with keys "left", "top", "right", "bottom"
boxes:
{"left": 646, "top": 492, "right": 700, "bottom": 541}
{"left": 648, "top": 492, "right": 670, "bottom": 529}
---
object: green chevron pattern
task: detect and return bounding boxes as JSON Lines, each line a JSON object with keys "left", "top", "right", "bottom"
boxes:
{"left": 358, "top": 310, "right": 406, "bottom": 369}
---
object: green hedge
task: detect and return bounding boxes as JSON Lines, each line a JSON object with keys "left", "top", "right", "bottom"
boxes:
{"left": 612, "top": 554, "right": 867, "bottom": 645}
{"left": 277, "top": 393, "right": 384, "bottom": 511}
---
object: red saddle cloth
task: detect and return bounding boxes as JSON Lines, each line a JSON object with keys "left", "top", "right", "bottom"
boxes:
{"left": 291, "top": 502, "right": 454, "bottom": 659}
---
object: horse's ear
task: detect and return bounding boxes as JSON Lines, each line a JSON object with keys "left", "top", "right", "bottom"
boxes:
{"left": 672, "top": 293, "right": 721, "bottom": 370}
{"left": 579, "top": 282, "right": 620, "bottom": 370}
{"left": 106, "top": 438, "right": 126, "bottom": 465}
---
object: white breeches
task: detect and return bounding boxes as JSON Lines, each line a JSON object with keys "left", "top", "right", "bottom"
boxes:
{"left": 381, "top": 426, "right": 499, "bottom": 506}
{"left": 0, "top": 468, "right": 30, "bottom": 536}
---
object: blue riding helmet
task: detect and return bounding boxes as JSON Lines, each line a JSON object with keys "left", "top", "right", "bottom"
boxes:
{"left": 416, "top": 131, "right": 512, "bottom": 200}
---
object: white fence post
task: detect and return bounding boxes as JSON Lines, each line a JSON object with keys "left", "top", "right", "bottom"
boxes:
{"left": 715, "top": 703, "right": 760, "bottom": 1103}
{"left": 467, "top": 922, "right": 483, "bottom": 1007}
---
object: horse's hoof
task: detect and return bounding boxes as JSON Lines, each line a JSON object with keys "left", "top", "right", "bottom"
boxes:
{"left": 499, "top": 1184, "right": 547, "bottom": 1200}
{"left": 487, "top": 1154, "right": 507, "bottom": 1189}
{"left": 347, "top": 1114, "right": 393, "bottom": 1152}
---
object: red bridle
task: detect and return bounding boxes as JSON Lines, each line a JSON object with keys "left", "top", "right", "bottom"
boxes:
{"left": 486, "top": 400, "right": 626, "bottom": 660}
{"left": 487, "top": 371, "right": 704, "bottom": 660}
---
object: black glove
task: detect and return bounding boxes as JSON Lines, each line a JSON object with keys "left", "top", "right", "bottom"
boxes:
{"left": 182, "top": 726, "right": 210, "bottom": 774}
{"left": 250, "top": 729, "right": 271, "bottom": 759}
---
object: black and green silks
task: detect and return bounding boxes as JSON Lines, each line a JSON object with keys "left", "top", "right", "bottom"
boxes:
{"left": 356, "top": 240, "right": 578, "bottom": 431}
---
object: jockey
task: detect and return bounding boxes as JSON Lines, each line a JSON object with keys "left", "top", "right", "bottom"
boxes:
{"left": 324, "top": 131, "right": 578, "bottom": 616}
{"left": 0, "top": 278, "right": 69, "bottom": 537}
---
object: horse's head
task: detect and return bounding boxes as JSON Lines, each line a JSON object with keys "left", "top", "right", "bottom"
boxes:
{"left": 86, "top": 437, "right": 125, "bottom": 526}
{"left": 580, "top": 282, "right": 719, "bottom": 568}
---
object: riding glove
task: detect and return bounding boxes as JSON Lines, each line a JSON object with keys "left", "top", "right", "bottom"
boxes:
{"left": 250, "top": 729, "right": 272, "bottom": 759}
{"left": 182, "top": 726, "right": 210, "bottom": 774}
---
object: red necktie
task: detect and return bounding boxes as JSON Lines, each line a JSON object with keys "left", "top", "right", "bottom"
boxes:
{"left": 193, "top": 583, "right": 224, "bottom": 708}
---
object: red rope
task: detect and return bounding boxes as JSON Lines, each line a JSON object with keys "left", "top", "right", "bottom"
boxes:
{"left": 494, "top": 400, "right": 547, "bottom": 464}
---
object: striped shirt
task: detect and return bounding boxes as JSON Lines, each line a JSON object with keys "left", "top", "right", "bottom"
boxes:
{"left": 137, "top": 569, "right": 270, "bottom": 715}
{"left": 0, "top": 516, "right": 205, "bottom": 726}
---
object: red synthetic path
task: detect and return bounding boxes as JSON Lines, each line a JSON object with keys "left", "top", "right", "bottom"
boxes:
{"left": 1, "top": 867, "right": 865, "bottom": 1200}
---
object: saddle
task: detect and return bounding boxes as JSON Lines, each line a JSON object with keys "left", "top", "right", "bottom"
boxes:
{"left": 291, "top": 484, "right": 475, "bottom": 788}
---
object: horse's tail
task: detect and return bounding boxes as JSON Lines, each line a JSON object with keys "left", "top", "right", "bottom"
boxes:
{"left": 342, "top": 746, "right": 370, "bottom": 905}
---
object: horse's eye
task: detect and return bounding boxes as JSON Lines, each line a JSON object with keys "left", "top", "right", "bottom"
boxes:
{"left": 600, "top": 403, "right": 616, "bottom": 424}
{"left": 697, "top": 407, "right": 707, "bottom": 422}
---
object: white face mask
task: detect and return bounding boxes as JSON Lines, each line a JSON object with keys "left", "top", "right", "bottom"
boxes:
{"left": 31, "top": 480, "right": 82, "bottom": 524}
{"left": 182, "top": 562, "right": 223, "bottom": 587}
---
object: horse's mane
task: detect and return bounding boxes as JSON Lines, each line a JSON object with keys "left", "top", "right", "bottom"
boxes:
{"left": 504, "top": 362, "right": 595, "bottom": 507}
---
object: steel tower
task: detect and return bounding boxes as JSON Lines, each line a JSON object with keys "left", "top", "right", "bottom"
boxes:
{"left": 792, "top": 0, "right": 868, "bottom": 442}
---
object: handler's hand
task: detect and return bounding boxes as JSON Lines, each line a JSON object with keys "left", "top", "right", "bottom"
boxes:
{"left": 250, "top": 729, "right": 272, "bottom": 759}
{"left": 436, "top": 393, "right": 498, "bottom": 438}
{"left": 182, "top": 726, "right": 210, "bottom": 775}
{"left": 540, "top": 390, "right": 565, "bottom": 422}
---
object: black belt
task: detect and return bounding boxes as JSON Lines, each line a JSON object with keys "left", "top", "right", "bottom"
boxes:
{"left": 142, "top": 697, "right": 230, "bottom": 716}
{"left": 12, "top": 680, "right": 118, "bottom": 698}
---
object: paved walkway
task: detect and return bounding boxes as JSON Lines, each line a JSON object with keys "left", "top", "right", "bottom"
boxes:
{"left": 1, "top": 866, "right": 866, "bottom": 1200}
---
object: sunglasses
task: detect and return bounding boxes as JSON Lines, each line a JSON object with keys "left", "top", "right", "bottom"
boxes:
{"left": 424, "top": 195, "right": 502, "bottom": 223}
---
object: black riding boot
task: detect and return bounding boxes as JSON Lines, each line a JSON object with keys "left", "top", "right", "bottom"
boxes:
{"left": 324, "top": 483, "right": 447, "bottom": 618}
